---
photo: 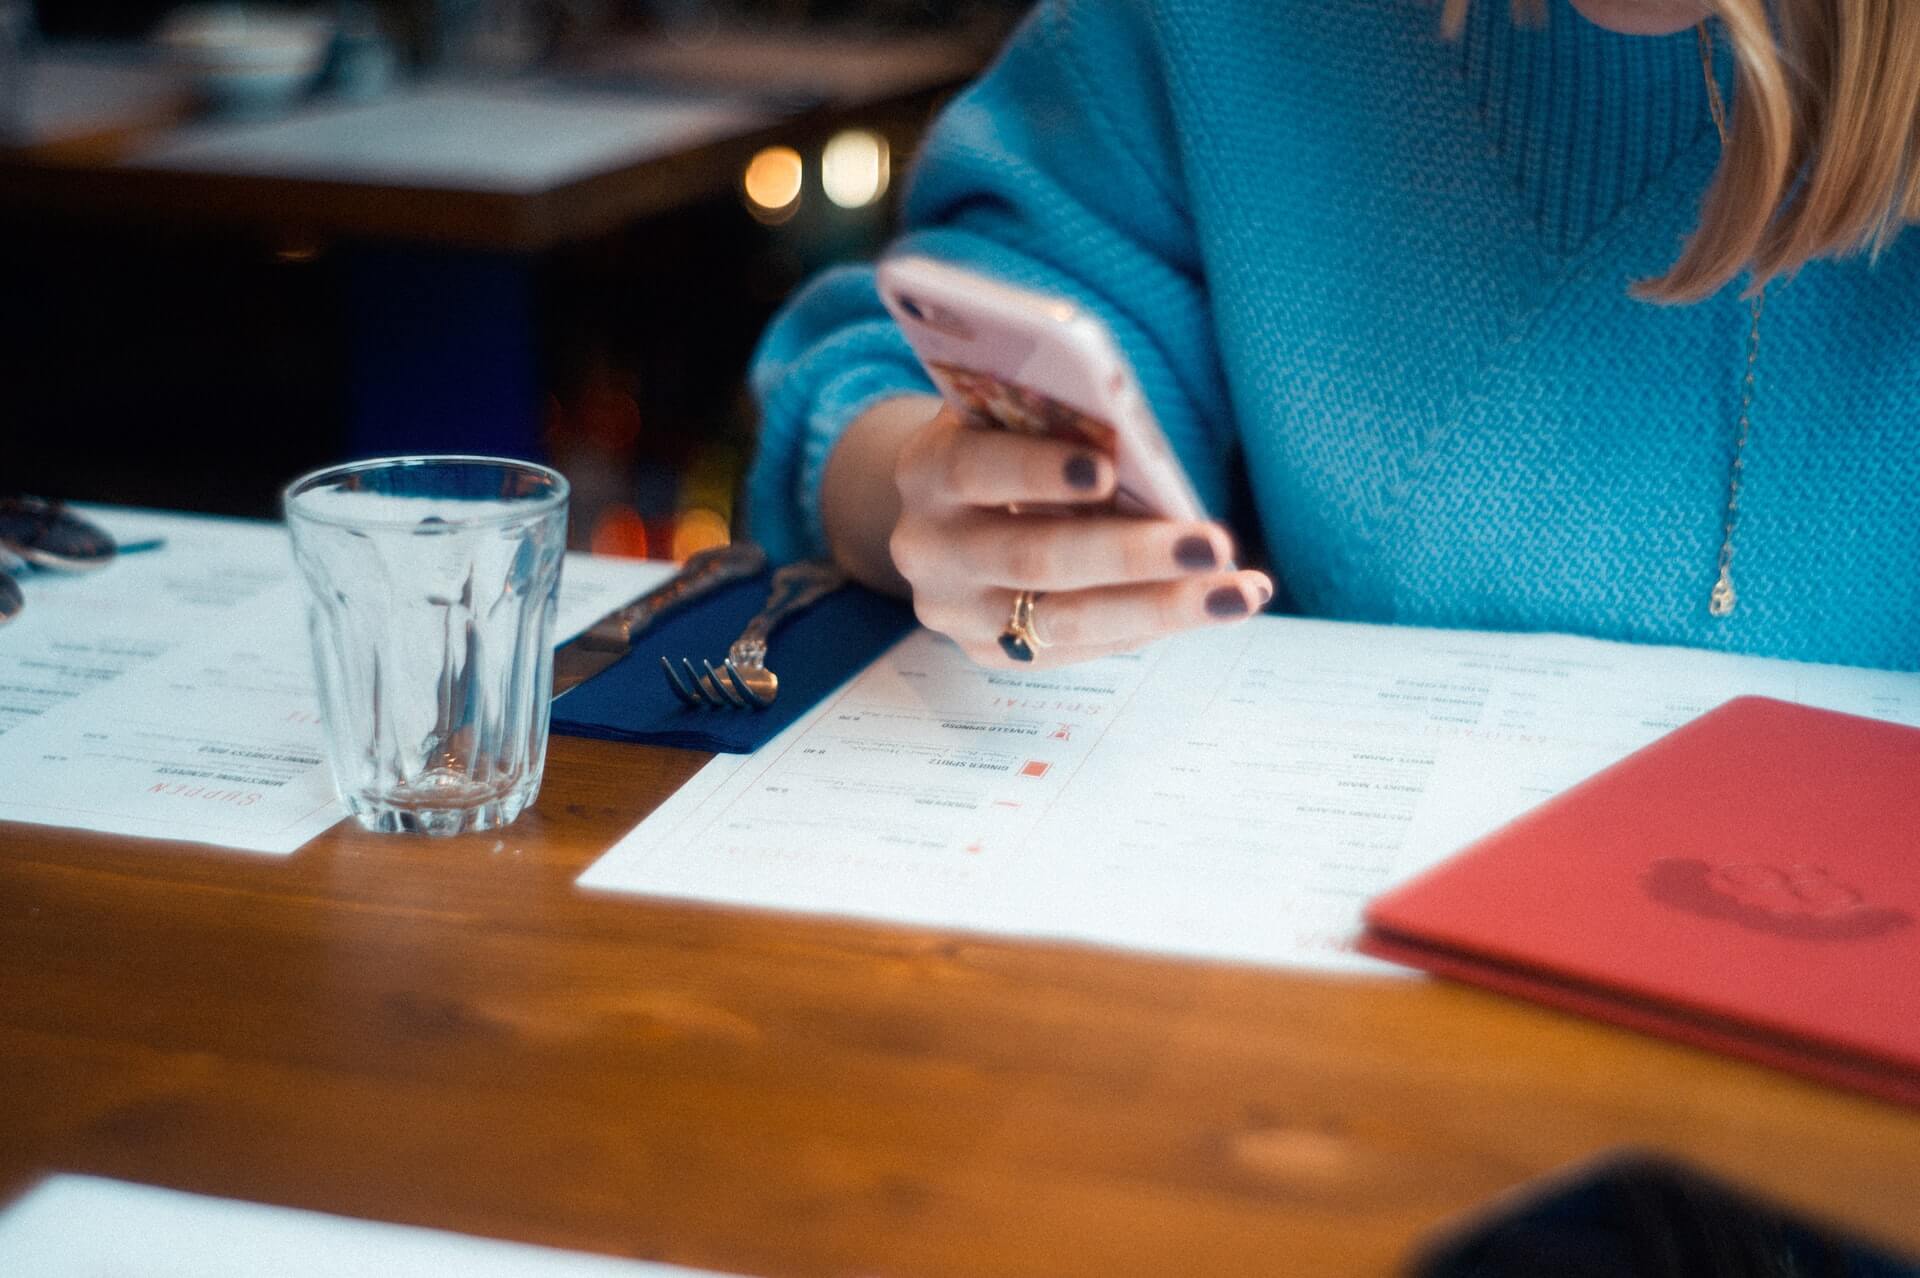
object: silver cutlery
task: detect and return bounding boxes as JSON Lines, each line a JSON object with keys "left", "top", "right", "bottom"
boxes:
{"left": 0, "top": 502, "right": 164, "bottom": 628}
{"left": 0, "top": 496, "right": 117, "bottom": 571}
{"left": 662, "top": 559, "right": 847, "bottom": 710}
{"left": 552, "top": 541, "right": 767, "bottom": 694}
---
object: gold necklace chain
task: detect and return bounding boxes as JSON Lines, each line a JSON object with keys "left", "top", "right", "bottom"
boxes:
{"left": 1699, "top": 20, "right": 1764, "bottom": 618}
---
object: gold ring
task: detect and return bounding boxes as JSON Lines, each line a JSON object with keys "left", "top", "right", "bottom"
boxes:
{"left": 997, "top": 589, "right": 1051, "bottom": 662}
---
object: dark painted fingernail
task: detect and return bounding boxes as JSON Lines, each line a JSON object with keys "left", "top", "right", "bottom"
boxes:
{"left": 1205, "top": 586, "right": 1250, "bottom": 618}
{"left": 1173, "top": 535, "right": 1217, "bottom": 570}
{"left": 1063, "top": 454, "right": 1099, "bottom": 491}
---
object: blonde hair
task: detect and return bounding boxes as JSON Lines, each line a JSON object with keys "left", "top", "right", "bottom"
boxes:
{"left": 1442, "top": 0, "right": 1920, "bottom": 303}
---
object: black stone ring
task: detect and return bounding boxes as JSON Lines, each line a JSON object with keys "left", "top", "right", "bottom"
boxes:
{"left": 997, "top": 589, "right": 1048, "bottom": 662}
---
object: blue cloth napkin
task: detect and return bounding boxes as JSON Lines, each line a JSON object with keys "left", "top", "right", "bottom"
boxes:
{"left": 549, "top": 572, "right": 916, "bottom": 754}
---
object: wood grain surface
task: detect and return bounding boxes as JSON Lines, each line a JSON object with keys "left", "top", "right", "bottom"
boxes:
{"left": 2, "top": 734, "right": 1917, "bottom": 1276}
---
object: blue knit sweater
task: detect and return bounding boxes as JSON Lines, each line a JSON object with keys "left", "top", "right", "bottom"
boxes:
{"left": 748, "top": 0, "right": 1920, "bottom": 671}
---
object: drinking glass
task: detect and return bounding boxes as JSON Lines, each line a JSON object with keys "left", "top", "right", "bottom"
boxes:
{"left": 285, "top": 456, "right": 569, "bottom": 835}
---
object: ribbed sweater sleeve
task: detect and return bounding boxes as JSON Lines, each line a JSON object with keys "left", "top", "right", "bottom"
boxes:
{"left": 745, "top": 0, "right": 1234, "bottom": 564}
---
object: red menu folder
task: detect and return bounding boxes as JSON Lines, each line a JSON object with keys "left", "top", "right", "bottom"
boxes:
{"left": 1359, "top": 696, "right": 1920, "bottom": 1108}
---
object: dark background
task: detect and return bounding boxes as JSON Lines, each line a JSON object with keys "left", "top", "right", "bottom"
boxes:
{"left": 3, "top": 0, "right": 1023, "bottom": 553}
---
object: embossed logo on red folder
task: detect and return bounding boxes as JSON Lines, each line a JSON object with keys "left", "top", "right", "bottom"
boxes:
{"left": 1642, "top": 859, "right": 1914, "bottom": 942}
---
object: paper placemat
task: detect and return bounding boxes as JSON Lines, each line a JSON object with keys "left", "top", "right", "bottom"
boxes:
{"left": 0, "top": 1176, "right": 751, "bottom": 1277}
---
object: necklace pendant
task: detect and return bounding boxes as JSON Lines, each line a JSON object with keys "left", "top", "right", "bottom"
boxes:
{"left": 1709, "top": 571, "right": 1737, "bottom": 618}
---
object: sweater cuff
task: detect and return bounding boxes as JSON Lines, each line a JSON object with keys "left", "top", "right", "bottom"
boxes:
{"left": 752, "top": 362, "right": 934, "bottom": 565}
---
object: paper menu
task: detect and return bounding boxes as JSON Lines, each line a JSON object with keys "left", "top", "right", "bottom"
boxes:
{"left": 0, "top": 508, "right": 291, "bottom": 738}
{"left": 580, "top": 619, "right": 1920, "bottom": 974}
{"left": 0, "top": 507, "right": 673, "bottom": 853}
{"left": 0, "top": 1175, "right": 748, "bottom": 1277}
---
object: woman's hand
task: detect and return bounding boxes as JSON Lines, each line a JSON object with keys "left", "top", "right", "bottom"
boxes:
{"left": 861, "top": 402, "right": 1272, "bottom": 668}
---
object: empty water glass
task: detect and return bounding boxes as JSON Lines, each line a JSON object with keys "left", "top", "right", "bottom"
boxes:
{"left": 285, "top": 455, "right": 568, "bottom": 835}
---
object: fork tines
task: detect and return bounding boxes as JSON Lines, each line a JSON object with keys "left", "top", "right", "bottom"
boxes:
{"left": 661, "top": 656, "right": 768, "bottom": 710}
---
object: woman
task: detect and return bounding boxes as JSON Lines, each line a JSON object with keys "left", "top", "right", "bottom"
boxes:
{"left": 747, "top": 0, "right": 1920, "bottom": 671}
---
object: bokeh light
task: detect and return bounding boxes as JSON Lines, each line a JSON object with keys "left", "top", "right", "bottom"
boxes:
{"left": 743, "top": 146, "right": 804, "bottom": 222}
{"left": 670, "top": 507, "right": 732, "bottom": 561}
{"left": 589, "top": 505, "right": 650, "bottom": 559}
{"left": 821, "top": 130, "right": 890, "bottom": 209}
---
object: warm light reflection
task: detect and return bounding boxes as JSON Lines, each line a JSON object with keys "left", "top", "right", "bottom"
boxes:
{"left": 670, "top": 507, "right": 731, "bottom": 561}
{"left": 821, "top": 129, "right": 889, "bottom": 209}
{"left": 743, "top": 146, "right": 804, "bottom": 221}
{"left": 589, "top": 505, "right": 650, "bottom": 559}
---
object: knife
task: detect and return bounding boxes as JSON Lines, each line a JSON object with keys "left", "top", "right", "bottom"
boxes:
{"left": 553, "top": 541, "right": 768, "bottom": 694}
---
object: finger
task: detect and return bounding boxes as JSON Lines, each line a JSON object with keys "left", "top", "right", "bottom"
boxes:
{"left": 899, "top": 413, "right": 1115, "bottom": 510}
{"left": 913, "top": 568, "right": 1270, "bottom": 664}
{"left": 1019, "top": 570, "right": 1273, "bottom": 651}
{"left": 953, "top": 512, "right": 1237, "bottom": 592}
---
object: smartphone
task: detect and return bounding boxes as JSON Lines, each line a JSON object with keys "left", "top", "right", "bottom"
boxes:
{"left": 875, "top": 254, "right": 1209, "bottom": 522}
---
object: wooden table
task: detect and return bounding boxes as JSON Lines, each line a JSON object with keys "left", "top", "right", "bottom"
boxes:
{"left": 3, "top": 735, "right": 1918, "bottom": 1276}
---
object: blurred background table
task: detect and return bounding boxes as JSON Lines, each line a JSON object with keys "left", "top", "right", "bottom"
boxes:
{"left": 3, "top": 734, "right": 1919, "bottom": 1277}
{"left": 0, "top": 8, "right": 1008, "bottom": 553}
{"left": 3, "top": 30, "right": 985, "bottom": 247}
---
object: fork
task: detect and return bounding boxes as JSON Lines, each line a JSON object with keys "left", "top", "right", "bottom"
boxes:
{"left": 662, "top": 559, "right": 847, "bottom": 709}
